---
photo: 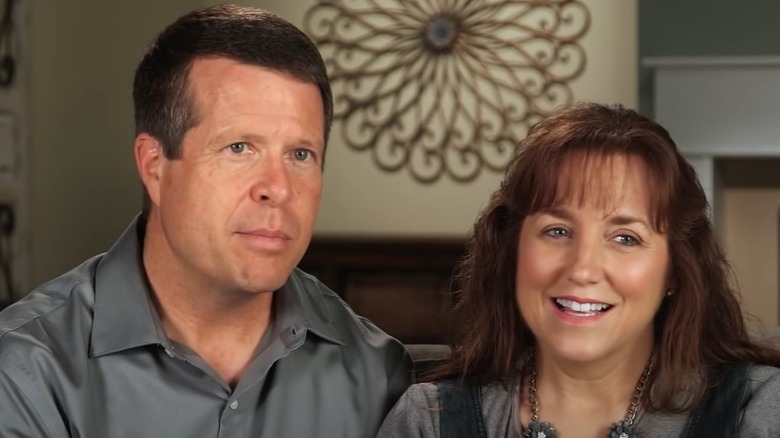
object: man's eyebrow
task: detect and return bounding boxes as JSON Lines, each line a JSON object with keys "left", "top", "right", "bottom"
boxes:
{"left": 212, "top": 133, "right": 324, "bottom": 150}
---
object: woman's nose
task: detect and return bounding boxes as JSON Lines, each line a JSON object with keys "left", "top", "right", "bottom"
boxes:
{"left": 566, "top": 238, "right": 605, "bottom": 286}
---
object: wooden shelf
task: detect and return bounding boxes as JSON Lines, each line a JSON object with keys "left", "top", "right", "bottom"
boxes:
{"left": 299, "top": 236, "right": 466, "bottom": 344}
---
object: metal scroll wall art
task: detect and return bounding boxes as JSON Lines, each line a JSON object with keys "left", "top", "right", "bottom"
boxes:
{"left": 304, "top": 0, "right": 590, "bottom": 183}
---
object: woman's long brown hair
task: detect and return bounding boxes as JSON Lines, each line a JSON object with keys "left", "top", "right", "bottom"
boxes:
{"left": 426, "top": 102, "right": 780, "bottom": 411}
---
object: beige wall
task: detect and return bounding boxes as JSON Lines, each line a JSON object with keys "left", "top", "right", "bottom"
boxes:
{"left": 720, "top": 188, "right": 780, "bottom": 327}
{"left": 253, "top": 0, "right": 639, "bottom": 237}
{"left": 28, "top": 0, "right": 197, "bottom": 287}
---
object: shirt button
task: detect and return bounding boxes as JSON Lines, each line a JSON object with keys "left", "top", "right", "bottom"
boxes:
{"left": 229, "top": 400, "right": 239, "bottom": 410}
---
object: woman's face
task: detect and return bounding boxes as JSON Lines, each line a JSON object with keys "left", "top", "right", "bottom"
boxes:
{"left": 515, "top": 154, "right": 669, "bottom": 366}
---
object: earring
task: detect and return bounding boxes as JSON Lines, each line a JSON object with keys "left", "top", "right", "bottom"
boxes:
{"left": 666, "top": 289, "right": 674, "bottom": 297}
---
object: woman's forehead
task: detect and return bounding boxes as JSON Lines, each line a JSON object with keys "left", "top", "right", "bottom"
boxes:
{"left": 539, "top": 153, "right": 655, "bottom": 216}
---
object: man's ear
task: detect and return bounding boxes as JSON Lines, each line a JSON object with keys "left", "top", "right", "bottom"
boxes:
{"left": 135, "top": 133, "right": 164, "bottom": 207}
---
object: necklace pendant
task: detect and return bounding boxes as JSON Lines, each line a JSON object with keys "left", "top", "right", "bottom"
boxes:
{"left": 609, "top": 420, "right": 637, "bottom": 438}
{"left": 527, "top": 419, "right": 557, "bottom": 438}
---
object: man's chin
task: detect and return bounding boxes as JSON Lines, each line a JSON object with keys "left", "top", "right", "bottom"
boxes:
{"left": 236, "top": 273, "right": 291, "bottom": 295}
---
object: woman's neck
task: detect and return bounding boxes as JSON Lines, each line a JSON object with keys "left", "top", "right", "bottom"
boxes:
{"left": 519, "top": 344, "right": 654, "bottom": 438}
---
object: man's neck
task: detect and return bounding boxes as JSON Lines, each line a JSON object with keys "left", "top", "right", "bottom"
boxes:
{"left": 142, "top": 222, "right": 275, "bottom": 387}
{"left": 155, "top": 287, "right": 274, "bottom": 388}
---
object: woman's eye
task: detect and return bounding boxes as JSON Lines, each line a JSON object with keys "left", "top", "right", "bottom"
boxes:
{"left": 228, "top": 143, "right": 248, "bottom": 154}
{"left": 615, "top": 234, "right": 639, "bottom": 246}
{"left": 293, "top": 149, "right": 312, "bottom": 161}
{"left": 544, "top": 227, "right": 569, "bottom": 238}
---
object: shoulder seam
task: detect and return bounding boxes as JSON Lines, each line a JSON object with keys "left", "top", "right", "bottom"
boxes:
{"left": 0, "top": 279, "right": 92, "bottom": 342}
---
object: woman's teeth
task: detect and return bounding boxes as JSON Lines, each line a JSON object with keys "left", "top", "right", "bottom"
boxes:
{"left": 555, "top": 298, "right": 611, "bottom": 314}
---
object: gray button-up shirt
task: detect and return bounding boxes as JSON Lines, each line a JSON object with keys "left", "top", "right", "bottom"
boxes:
{"left": 0, "top": 217, "right": 412, "bottom": 437}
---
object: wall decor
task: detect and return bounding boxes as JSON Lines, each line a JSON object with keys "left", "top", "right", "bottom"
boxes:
{"left": 305, "top": 0, "right": 589, "bottom": 183}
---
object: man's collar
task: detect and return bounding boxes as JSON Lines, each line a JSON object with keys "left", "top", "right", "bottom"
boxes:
{"left": 90, "top": 215, "right": 161, "bottom": 357}
{"left": 90, "top": 215, "right": 344, "bottom": 357}
{"left": 278, "top": 269, "right": 345, "bottom": 346}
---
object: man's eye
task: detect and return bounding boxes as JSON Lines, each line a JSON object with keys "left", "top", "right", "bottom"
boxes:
{"left": 229, "top": 143, "right": 248, "bottom": 154}
{"left": 293, "top": 149, "right": 312, "bottom": 161}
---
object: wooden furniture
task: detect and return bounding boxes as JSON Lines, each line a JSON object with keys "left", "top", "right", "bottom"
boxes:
{"left": 298, "top": 236, "right": 466, "bottom": 345}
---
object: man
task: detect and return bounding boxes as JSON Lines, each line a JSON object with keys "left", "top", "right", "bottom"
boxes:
{"left": 0, "top": 5, "right": 411, "bottom": 437}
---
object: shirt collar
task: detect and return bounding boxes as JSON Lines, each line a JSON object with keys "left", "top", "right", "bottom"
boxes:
{"left": 90, "top": 215, "right": 344, "bottom": 357}
{"left": 90, "top": 215, "right": 162, "bottom": 357}
{"left": 277, "top": 269, "right": 345, "bottom": 346}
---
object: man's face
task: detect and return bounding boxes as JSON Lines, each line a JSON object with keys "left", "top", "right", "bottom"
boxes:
{"left": 147, "top": 57, "right": 324, "bottom": 295}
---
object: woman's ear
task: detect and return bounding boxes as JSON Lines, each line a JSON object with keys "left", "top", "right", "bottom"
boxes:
{"left": 664, "top": 266, "right": 676, "bottom": 298}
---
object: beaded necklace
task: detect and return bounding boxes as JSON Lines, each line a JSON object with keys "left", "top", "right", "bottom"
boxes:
{"left": 522, "top": 352, "right": 653, "bottom": 438}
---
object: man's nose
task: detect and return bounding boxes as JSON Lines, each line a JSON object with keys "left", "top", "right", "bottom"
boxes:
{"left": 250, "top": 157, "right": 292, "bottom": 205}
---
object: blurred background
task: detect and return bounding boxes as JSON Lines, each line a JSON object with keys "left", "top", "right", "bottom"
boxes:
{"left": 2, "top": 0, "right": 780, "bottom": 343}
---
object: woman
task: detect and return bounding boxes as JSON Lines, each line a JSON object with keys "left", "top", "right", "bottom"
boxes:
{"left": 378, "top": 103, "right": 780, "bottom": 438}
